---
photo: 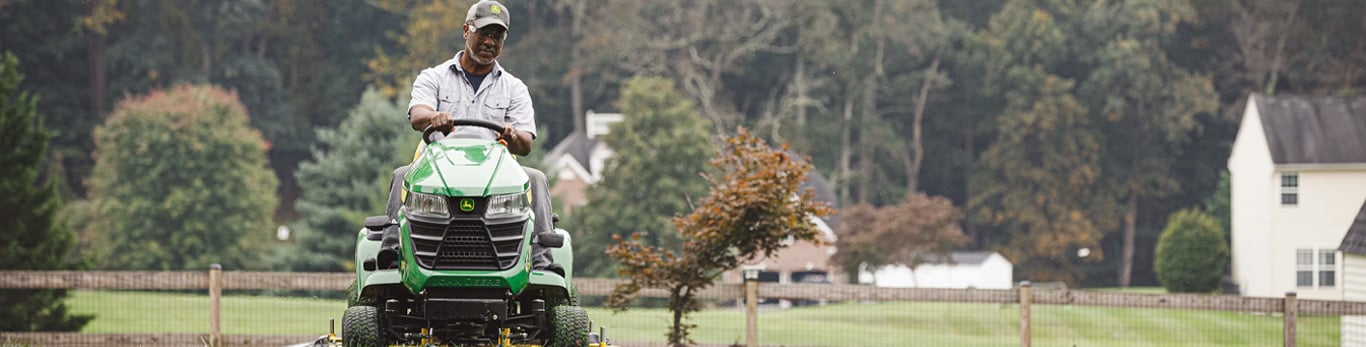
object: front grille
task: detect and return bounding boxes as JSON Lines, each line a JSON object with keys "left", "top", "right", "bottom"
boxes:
{"left": 409, "top": 219, "right": 526, "bottom": 270}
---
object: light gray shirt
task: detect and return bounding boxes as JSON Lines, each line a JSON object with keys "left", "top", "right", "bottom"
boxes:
{"left": 408, "top": 51, "right": 537, "bottom": 140}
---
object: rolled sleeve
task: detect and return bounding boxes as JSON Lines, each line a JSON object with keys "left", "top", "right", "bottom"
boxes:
{"left": 506, "top": 81, "right": 537, "bottom": 138}
{"left": 408, "top": 68, "right": 440, "bottom": 117}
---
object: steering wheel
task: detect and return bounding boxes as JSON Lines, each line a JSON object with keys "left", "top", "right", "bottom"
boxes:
{"left": 422, "top": 119, "right": 507, "bottom": 144}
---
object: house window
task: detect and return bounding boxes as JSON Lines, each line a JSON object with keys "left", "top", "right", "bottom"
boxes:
{"left": 1297, "top": 249, "right": 1313, "bottom": 286}
{"left": 1281, "top": 173, "right": 1298, "bottom": 205}
{"left": 1320, "top": 251, "right": 1336, "bottom": 287}
{"left": 1296, "top": 248, "right": 1336, "bottom": 288}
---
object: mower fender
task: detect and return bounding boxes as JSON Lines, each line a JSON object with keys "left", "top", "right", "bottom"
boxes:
{"left": 547, "top": 228, "right": 574, "bottom": 280}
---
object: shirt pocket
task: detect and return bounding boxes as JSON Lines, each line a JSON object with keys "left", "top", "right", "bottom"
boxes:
{"left": 482, "top": 98, "right": 509, "bottom": 122}
{"left": 437, "top": 93, "right": 457, "bottom": 112}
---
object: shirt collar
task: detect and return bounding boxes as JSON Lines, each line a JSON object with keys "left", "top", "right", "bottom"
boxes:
{"left": 449, "top": 51, "right": 503, "bottom": 77}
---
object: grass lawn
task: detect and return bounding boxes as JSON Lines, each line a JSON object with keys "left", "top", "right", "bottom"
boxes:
{"left": 69, "top": 290, "right": 1337, "bottom": 346}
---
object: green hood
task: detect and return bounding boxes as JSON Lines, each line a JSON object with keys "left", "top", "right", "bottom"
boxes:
{"left": 404, "top": 138, "right": 528, "bottom": 197}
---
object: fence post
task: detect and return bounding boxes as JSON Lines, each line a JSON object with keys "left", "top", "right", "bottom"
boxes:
{"left": 1284, "top": 291, "right": 1297, "bottom": 347}
{"left": 1020, "top": 281, "right": 1032, "bottom": 347}
{"left": 210, "top": 264, "right": 222, "bottom": 347}
{"left": 744, "top": 267, "right": 761, "bottom": 347}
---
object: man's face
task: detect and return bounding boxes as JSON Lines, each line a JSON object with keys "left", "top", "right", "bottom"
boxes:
{"left": 464, "top": 24, "right": 506, "bottom": 66}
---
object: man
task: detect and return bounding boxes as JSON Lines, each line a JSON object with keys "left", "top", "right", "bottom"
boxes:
{"left": 378, "top": 0, "right": 555, "bottom": 271}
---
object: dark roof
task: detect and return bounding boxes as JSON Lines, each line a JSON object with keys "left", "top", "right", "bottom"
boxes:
{"left": 1337, "top": 199, "right": 1366, "bottom": 255}
{"left": 1255, "top": 94, "right": 1366, "bottom": 164}
{"left": 543, "top": 130, "right": 600, "bottom": 174}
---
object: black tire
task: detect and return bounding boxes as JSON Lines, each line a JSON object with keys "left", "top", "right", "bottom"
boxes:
{"left": 547, "top": 305, "right": 589, "bottom": 347}
{"left": 342, "top": 306, "right": 382, "bottom": 347}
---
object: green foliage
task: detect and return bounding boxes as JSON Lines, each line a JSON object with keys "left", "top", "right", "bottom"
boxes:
{"left": 0, "top": 52, "right": 92, "bottom": 331}
{"left": 606, "top": 127, "right": 834, "bottom": 346}
{"left": 276, "top": 87, "right": 414, "bottom": 271}
{"left": 0, "top": 0, "right": 96, "bottom": 197}
{"left": 1204, "top": 170, "right": 1231, "bottom": 239}
{"left": 86, "top": 84, "right": 278, "bottom": 270}
{"left": 1154, "top": 208, "right": 1228, "bottom": 293}
{"left": 570, "top": 76, "right": 714, "bottom": 278}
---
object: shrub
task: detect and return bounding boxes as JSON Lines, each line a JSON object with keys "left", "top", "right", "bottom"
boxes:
{"left": 1154, "top": 208, "right": 1228, "bottom": 293}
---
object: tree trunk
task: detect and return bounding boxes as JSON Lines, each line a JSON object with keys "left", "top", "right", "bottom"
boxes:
{"left": 201, "top": 42, "right": 212, "bottom": 78}
{"left": 569, "top": 1, "right": 585, "bottom": 135}
{"left": 86, "top": 31, "right": 108, "bottom": 119}
{"left": 1120, "top": 194, "right": 1137, "bottom": 288}
{"left": 965, "top": 120, "right": 978, "bottom": 247}
{"left": 1265, "top": 0, "right": 1301, "bottom": 94}
{"left": 795, "top": 58, "right": 807, "bottom": 127}
{"left": 854, "top": 0, "right": 885, "bottom": 204}
{"left": 669, "top": 287, "right": 687, "bottom": 347}
{"left": 905, "top": 54, "right": 939, "bottom": 194}
{"left": 838, "top": 93, "right": 856, "bottom": 204}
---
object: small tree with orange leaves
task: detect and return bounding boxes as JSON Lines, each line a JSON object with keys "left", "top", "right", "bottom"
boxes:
{"left": 605, "top": 127, "right": 834, "bottom": 346}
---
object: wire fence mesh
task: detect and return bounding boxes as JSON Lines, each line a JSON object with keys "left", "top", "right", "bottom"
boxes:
{"left": 1, "top": 271, "right": 1362, "bottom": 346}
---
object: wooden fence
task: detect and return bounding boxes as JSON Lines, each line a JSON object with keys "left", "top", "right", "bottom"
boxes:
{"left": 3, "top": 269, "right": 1364, "bottom": 346}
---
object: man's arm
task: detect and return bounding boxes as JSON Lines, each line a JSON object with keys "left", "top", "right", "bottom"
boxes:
{"left": 409, "top": 105, "right": 452, "bottom": 132}
{"left": 502, "top": 80, "right": 537, "bottom": 156}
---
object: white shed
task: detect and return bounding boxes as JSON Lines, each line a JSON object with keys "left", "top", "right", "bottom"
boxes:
{"left": 860, "top": 251, "right": 1013, "bottom": 290}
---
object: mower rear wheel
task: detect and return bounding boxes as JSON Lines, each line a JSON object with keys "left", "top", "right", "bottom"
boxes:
{"left": 342, "top": 305, "right": 382, "bottom": 347}
{"left": 547, "top": 305, "right": 589, "bottom": 347}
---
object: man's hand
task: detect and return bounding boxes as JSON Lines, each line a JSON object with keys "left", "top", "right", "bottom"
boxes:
{"left": 500, "top": 123, "right": 533, "bottom": 156}
{"left": 409, "top": 105, "right": 453, "bottom": 133}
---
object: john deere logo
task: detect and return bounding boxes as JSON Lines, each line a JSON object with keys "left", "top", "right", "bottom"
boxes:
{"left": 490, "top": 4, "right": 501, "bottom": 14}
{"left": 459, "top": 198, "right": 476, "bottom": 212}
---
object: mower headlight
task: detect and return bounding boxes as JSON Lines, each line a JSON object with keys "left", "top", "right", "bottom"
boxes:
{"left": 404, "top": 192, "right": 450, "bottom": 219}
{"left": 485, "top": 191, "right": 530, "bottom": 219}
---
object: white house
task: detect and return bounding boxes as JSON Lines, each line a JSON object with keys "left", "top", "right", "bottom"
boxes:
{"left": 1228, "top": 93, "right": 1366, "bottom": 301}
{"left": 860, "top": 251, "right": 1013, "bottom": 290}
{"left": 541, "top": 110, "right": 621, "bottom": 216}
{"left": 1338, "top": 203, "right": 1366, "bottom": 345}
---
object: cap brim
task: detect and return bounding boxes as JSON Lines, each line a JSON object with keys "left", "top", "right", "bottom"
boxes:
{"left": 472, "top": 17, "right": 507, "bottom": 29}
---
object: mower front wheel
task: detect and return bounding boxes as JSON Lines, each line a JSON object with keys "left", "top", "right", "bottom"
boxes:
{"left": 548, "top": 305, "right": 589, "bottom": 347}
{"left": 342, "top": 305, "right": 382, "bottom": 347}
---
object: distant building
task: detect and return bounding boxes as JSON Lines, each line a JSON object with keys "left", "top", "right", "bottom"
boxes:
{"left": 860, "top": 251, "right": 1014, "bottom": 289}
{"left": 541, "top": 110, "right": 620, "bottom": 216}
{"left": 1228, "top": 93, "right": 1366, "bottom": 301}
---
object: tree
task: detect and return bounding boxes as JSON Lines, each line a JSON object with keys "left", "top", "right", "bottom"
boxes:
{"left": 85, "top": 85, "right": 278, "bottom": 270}
{"left": 569, "top": 76, "right": 714, "bottom": 278}
{"left": 605, "top": 127, "right": 833, "bottom": 346}
{"left": 366, "top": 0, "right": 468, "bottom": 98}
{"left": 831, "top": 192, "right": 968, "bottom": 283}
{"left": 1154, "top": 208, "right": 1227, "bottom": 293}
{"left": 0, "top": 52, "right": 93, "bottom": 331}
{"left": 965, "top": 0, "right": 1118, "bottom": 286}
{"left": 0, "top": 0, "right": 97, "bottom": 197}
{"left": 578, "top": 0, "right": 801, "bottom": 134}
{"left": 1078, "top": 0, "right": 1218, "bottom": 287}
{"left": 1204, "top": 170, "right": 1231, "bottom": 240}
{"left": 970, "top": 72, "right": 1114, "bottom": 286}
{"left": 275, "top": 87, "right": 414, "bottom": 271}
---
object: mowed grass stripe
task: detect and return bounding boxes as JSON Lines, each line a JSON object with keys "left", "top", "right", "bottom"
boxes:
{"left": 67, "top": 290, "right": 1335, "bottom": 346}
{"left": 68, "top": 290, "right": 345, "bottom": 335}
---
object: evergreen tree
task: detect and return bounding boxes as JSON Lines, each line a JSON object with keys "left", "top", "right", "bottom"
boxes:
{"left": 277, "top": 88, "right": 413, "bottom": 271}
{"left": 0, "top": 52, "right": 92, "bottom": 331}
